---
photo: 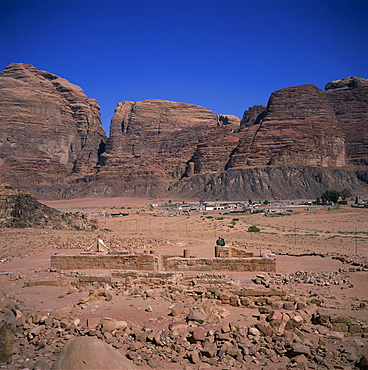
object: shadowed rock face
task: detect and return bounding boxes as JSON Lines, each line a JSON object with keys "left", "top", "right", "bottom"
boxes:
{"left": 0, "top": 63, "right": 106, "bottom": 197}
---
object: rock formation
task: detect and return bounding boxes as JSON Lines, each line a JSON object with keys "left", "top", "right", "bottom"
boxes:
{"left": 325, "top": 77, "right": 368, "bottom": 165}
{"left": 226, "top": 84, "right": 346, "bottom": 168}
{"left": 0, "top": 62, "right": 367, "bottom": 200}
{"left": 0, "top": 182, "right": 97, "bottom": 230}
{"left": 93, "top": 99, "right": 220, "bottom": 196}
{"left": 0, "top": 63, "right": 106, "bottom": 198}
{"left": 174, "top": 166, "right": 368, "bottom": 201}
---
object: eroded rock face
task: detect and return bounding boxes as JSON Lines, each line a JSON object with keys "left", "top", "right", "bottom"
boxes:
{"left": 325, "top": 77, "right": 368, "bottom": 165}
{"left": 174, "top": 166, "right": 368, "bottom": 200}
{"left": 227, "top": 84, "right": 346, "bottom": 168}
{"left": 0, "top": 63, "right": 367, "bottom": 200}
{"left": 0, "top": 63, "right": 106, "bottom": 197}
{"left": 95, "top": 99, "right": 219, "bottom": 196}
{"left": 183, "top": 122, "right": 241, "bottom": 176}
{"left": 238, "top": 105, "right": 267, "bottom": 131}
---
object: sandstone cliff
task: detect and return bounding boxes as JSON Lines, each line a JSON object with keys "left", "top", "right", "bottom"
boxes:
{"left": 0, "top": 63, "right": 367, "bottom": 200}
{"left": 0, "top": 63, "right": 106, "bottom": 197}
{"left": 226, "top": 84, "right": 345, "bottom": 168}
{"left": 0, "top": 182, "right": 97, "bottom": 229}
{"left": 93, "top": 99, "right": 220, "bottom": 196}
{"left": 325, "top": 77, "right": 368, "bottom": 165}
{"left": 173, "top": 80, "right": 368, "bottom": 200}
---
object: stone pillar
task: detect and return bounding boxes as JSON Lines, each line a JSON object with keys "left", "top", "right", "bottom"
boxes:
{"left": 183, "top": 249, "right": 190, "bottom": 258}
{"left": 215, "top": 246, "right": 220, "bottom": 257}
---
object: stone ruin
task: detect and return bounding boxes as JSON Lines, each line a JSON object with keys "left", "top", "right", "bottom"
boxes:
{"left": 51, "top": 242, "right": 276, "bottom": 273}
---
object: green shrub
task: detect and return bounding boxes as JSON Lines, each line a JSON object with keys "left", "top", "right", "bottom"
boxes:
{"left": 248, "top": 225, "right": 260, "bottom": 232}
{"left": 232, "top": 218, "right": 239, "bottom": 221}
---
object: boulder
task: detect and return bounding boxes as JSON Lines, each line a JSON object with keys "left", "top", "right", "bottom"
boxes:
{"left": 187, "top": 310, "right": 207, "bottom": 324}
{"left": 51, "top": 336, "right": 136, "bottom": 370}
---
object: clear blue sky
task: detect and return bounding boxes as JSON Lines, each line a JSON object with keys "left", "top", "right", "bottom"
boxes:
{"left": 1, "top": 0, "right": 366, "bottom": 133}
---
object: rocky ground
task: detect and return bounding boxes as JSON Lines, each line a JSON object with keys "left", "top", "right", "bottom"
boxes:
{"left": 0, "top": 198, "right": 368, "bottom": 369}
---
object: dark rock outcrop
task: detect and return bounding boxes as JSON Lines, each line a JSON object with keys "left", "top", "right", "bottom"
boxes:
{"left": 0, "top": 63, "right": 106, "bottom": 198}
{"left": 0, "top": 182, "right": 97, "bottom": 229}
{"left": 238, "top": 104, "right": 267, "bottom": 131}
{"left": 173, "top": 166, "right": 368, "bottom": 201}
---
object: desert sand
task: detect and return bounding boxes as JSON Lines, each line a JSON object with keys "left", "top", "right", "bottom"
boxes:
{"left": 0, "top": 198, "right": 367, "bottom": 369}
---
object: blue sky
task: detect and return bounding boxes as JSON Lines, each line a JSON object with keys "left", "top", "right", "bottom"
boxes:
{"left": 1, "top": 0, "right": 366, "bottom": 133}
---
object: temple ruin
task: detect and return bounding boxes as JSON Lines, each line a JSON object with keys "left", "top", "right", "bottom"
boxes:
{"left": 51, "top": 243, "right": 276, "bottom": 272}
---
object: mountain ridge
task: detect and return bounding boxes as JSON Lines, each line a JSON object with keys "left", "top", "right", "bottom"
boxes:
{"left": 0, "top": 63, "right": 367, "bottom": 200}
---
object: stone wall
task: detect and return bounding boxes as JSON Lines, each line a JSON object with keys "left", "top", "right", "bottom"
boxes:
{"left": 51, "top": 253, "right": 276, "bottom": 272}
{"left": 163, "top": 257, "right": 276, "bottom": 272}
{"left": 51, "top": 254, "right": 156, "bottom": 271}
{"left": 214, "top": 246, "right": 254, "bottom": 258}
{"left": 229, "top": 247, "right": 254, "bottom": 258}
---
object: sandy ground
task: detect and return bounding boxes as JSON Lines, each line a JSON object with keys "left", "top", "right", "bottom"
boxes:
{"left": 0, "top": 198, "right": 368, "bottom": 318}
{"left": 0, "top": 198, "right": 367, "bottom": 368}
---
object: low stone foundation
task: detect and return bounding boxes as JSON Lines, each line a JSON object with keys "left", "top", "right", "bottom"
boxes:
{"left": 51, "top": 254, "right": 157, "bottom": 271}
{"left": 163, "top": 256, "right": 276, "bottom": 272}
{"left": 51, "top": 253, "right": 276, "bottom": 272}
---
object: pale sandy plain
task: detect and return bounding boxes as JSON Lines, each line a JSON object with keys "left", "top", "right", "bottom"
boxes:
{"left": 0, "top": 197, "right": 367, "bottom": 369}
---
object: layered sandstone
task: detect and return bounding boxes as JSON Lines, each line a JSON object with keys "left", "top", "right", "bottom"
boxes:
{"left": 95, "top": 99, "right": 219, "bottom": 196}
{"left": 183, "top": 121, "right": 241, "bottom": 176}
{"left": 238, "top": 105, "right": 267, "bottom": 131}
{"left": 0, "top": 63, "right": 367, "bottom": 200}
{"left": 227, "top": 84, "right": 346, "bottom": 169}
{"left": 0, "top": 63, "right": 106, "bottom": 197}
{"left": 325, "top": 77, "right": 368, "bottom": 165}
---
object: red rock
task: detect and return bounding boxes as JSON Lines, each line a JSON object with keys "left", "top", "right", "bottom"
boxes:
{"left": 171, "top": 302, "right": 185, "bottom": 317}
{"left": 228, "top": 84, "right": 345, "bottom": 168}
{"left": 325, "top": 77, "right": 368, "bottom": 165}
{"left": 192, "top": 327, "right": 207, "bottom": 341}
{"left": 0, "top": 63, "right": 106, "bottom": 199}
{"left": 51, "top": 336, "right": 136, "bottom": 369}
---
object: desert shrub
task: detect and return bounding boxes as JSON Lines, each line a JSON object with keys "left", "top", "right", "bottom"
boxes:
{"left": 232, "top": 218, "right": 239, "bottom": 221}
{"left": 248, "top": 225, "right": 260, "bottom": 232}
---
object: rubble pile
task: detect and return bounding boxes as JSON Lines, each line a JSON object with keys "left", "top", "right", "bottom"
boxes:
{"left": 253, "top": 270, "right": 354, "bottom": 288}
{"left": 3, "top": 271, "right": 368, "bottom": 370}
